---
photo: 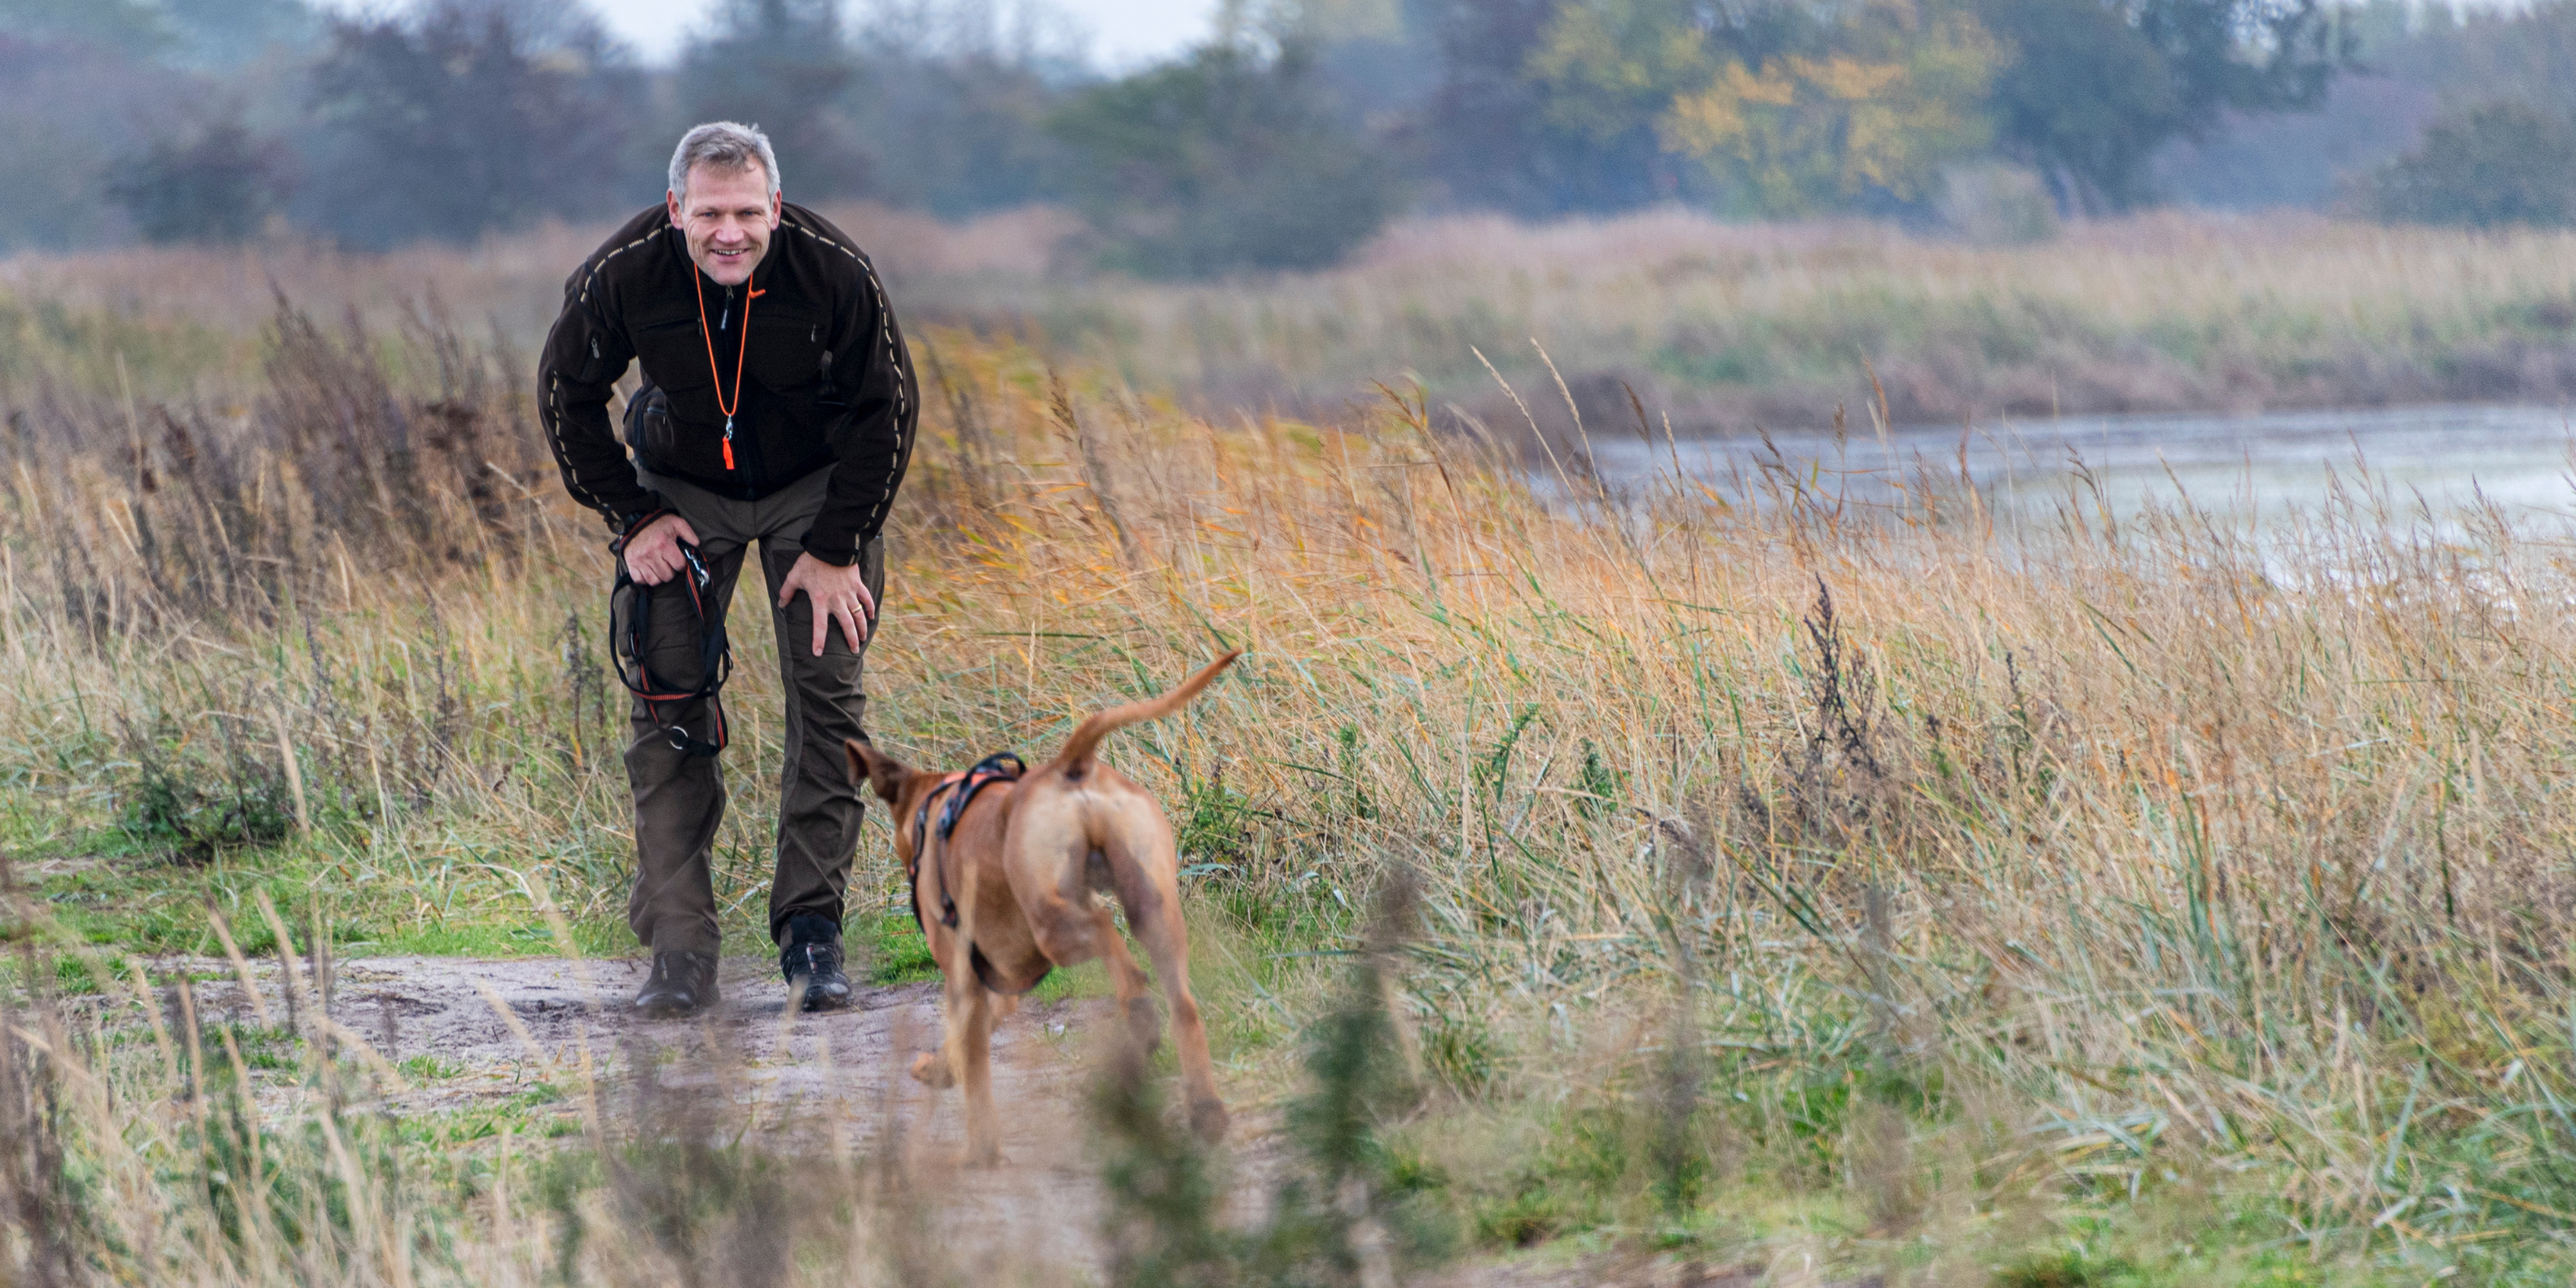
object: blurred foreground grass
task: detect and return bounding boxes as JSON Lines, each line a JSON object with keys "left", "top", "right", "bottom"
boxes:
{"left": 3, "top": 252, "right": 2576, "bottom": 1282}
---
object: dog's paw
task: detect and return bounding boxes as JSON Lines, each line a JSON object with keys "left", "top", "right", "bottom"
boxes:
{"left": 963, "top": 1143, "right": 1006, "bottom": 1169}
{"left": 1189, "top": 1097, "right": 1231, "bottom": 1144}
{"left": 1124, "top": 996, "right": 1164, "bottom": 1054}
{"left": 910, "top": 1052, "right": 956, "bottom": 1088}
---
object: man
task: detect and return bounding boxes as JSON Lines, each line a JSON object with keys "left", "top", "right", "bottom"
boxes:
{"left": 538, "top": 121, "right": 915, "bottom": 1017}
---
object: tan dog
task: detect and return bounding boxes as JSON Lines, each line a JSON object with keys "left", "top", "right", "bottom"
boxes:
{"left": 845, "top": 650, "right": 1242, "bottom": 1163}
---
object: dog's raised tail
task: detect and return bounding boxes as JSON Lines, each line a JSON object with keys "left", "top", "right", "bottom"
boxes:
{"left": 1052, "top": 650, "right": 1244, "bottom": 773}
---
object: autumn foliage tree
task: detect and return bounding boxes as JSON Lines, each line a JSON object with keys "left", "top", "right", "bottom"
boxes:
{"left": 1672, "top": 7, "right": 1998, "bottom": 213}
{"left": 1527, "top": 0, "right": 2000, "bottom": 215}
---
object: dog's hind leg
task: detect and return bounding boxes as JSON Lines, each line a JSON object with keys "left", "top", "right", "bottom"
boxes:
{"left": 1091, "top": 902, "right": 1162, "bottom": 1055}
{"left": 1109, "top": 838, "right": 1228, "bottom": 1143}
{"left": 1081, "top": 846, "right": 1163, "bottom": 1054}
{"left": 1134, "top": 910, "right": 1225, "bottom": 1142}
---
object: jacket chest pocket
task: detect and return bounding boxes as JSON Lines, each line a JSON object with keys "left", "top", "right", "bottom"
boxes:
{"left": 748, "top": 309, "right": 828, "bottom": 396}
{"left": 632, "top": 314, "right": 718, "bottom": 395}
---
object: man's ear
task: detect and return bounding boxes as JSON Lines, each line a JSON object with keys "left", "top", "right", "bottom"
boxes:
{"left": 667, "top": 188, "right": 683, "bottom": 228}
{"left": 845, "top": 738, "right": 910, "bottom": 805}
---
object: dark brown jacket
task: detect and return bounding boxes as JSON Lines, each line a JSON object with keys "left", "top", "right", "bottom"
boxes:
{"left": 537, "top": 201, "right": 916, "bottom": 565}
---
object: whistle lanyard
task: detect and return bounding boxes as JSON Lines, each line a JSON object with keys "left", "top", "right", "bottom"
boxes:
{"left": 690, "top": 269, "right": 762, "bottom": 470}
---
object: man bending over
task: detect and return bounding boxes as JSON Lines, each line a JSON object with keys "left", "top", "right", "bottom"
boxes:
{"left": 538, "top": 121, "right": 916, "bottom": 1017}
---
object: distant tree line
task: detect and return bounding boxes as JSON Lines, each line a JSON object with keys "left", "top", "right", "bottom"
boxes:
{"left": 2147, "top": 0, "right": 2576, "bottom": 226}
{"left": 6, "top": 0, "right": 2574, "bottom": 274}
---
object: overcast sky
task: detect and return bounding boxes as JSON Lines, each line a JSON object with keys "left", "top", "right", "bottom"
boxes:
{"left": 580, "top": 0, "right": 1223, "bottom": 68}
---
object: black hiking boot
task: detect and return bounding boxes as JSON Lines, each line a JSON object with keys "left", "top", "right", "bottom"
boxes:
{"left": 779, "top": 914, "right": 854, "bottom": 1012}
{"left": 634, "top": 950, "right": 719, "bottom": 1018}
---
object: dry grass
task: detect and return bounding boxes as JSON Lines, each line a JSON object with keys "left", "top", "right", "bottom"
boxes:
{"left": 0, "top": 202, "right": 1069, "bottom": 398}
{"left": 24, "top": 206, "right": 2576, "bottom": 432}
{"left": 1061, "top": 209, "right": 2576, "bottom": 429}
{"left": 3, "top": 238, "right": 2576, "bottom": 1282}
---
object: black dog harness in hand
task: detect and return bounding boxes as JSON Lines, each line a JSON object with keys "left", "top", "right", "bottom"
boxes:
{"left": 607, "top": 513, "right": 733, "bottom": 758}
{"left": 905, "top": 753, "right": 1026, "bottom": 932}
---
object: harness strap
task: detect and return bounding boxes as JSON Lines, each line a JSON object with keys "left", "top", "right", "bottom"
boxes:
{"left": 903, "top": 752, "right": 1026, "bottom": 932}
{"left": 607, "top": 533, "right": 732, "bottom": 759}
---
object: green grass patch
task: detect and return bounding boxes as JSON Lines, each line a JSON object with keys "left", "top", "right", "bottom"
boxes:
{"left": 22, "top": 824, "right": 634, "bottom": 962}
{"left": 857, "top": 913, "right": 939, "bottom": 984}
{"left": 400, "top": 1054, "right": 466, "bottom": 1082}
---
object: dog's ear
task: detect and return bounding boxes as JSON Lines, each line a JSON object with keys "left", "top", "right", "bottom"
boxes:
{"left": 845, "top": 738, "right": 912, "bottom": 805}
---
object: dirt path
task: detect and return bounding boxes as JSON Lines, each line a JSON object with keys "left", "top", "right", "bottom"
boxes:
{"left": 163, "top": 952, "right": 1188, "bottom": 1280}
{"left": 325, "top": 955, "right": 1065, "bottom": 1130}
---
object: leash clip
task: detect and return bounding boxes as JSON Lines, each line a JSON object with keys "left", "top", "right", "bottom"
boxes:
{"left": 608, "top": 535, "right": 734, "bottom": 761}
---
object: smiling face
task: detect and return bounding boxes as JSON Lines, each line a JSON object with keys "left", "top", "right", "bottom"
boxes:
{"left": 666, "top": 161, "right": 780, "bottom": 286}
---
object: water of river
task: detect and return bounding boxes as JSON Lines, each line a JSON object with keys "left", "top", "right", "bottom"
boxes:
{"left": 1573, "top": 403, "right": 2576, "bottom": 526}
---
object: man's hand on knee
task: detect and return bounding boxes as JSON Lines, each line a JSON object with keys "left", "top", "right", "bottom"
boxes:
{"left": 777, "top": 552, "right": 877, "bottom": 655}
{"left": 624, "top": 514, "right": 702, "bottom": 586}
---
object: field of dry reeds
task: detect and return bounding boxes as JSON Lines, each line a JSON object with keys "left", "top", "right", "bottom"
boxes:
{"left": 1073, "top": 211, "right": 2576, "bottom": 432}
{"left": 5, "top": 226, "right": 2576, "bottom": 1285}
{"left": 22, "top": 206, "right": 2576, "bottom": 434}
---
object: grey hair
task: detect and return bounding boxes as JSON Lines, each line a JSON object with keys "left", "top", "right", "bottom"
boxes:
{"left": 668, "top": 121, "right": 782, "bottom": 204}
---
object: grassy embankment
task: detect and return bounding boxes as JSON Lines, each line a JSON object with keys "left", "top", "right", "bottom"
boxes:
{"left": 982, "top": 211, "right": 2576, "bottom": 431}
{"left": 4, "top": 231, "right": 2576, "bottom": 1283}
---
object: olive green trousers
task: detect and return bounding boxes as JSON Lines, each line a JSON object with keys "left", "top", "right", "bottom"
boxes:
{"left": 623, "top": 465, "right": 883, "bottom": 958}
